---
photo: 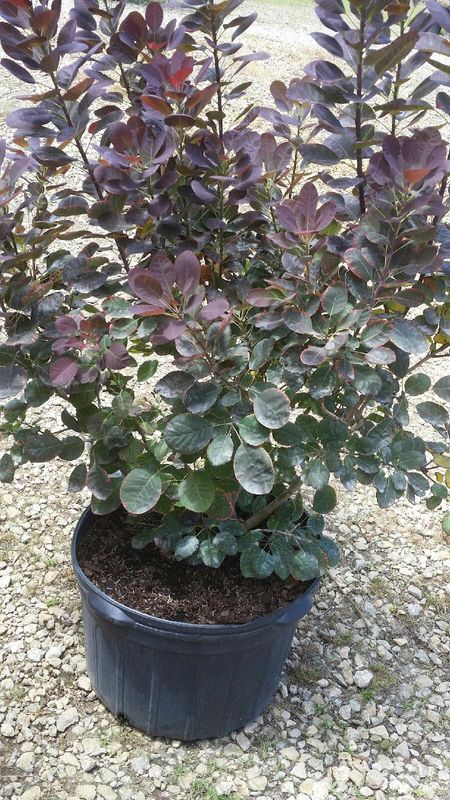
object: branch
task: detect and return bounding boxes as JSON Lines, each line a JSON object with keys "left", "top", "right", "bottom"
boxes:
{"left": 355, "top": 7, "right": 367, "bottom": 215}
{"left": 244, "top": 477, "right": 302, "bottom": 531}
{"left": 408, "top": 343, "right": 449, "bottom": 375}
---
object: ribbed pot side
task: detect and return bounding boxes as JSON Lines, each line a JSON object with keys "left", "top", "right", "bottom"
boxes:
{"left": 71, "top": 508, "right": 321, "bottom": 741}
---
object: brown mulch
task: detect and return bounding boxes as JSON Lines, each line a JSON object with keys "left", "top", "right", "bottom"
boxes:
{"left": 77, "top": 509, "right": 308, "bottom": 624}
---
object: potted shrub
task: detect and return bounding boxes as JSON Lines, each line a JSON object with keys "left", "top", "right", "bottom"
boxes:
{"left": 0, "top": 0, "right": 449, "bottom": 740}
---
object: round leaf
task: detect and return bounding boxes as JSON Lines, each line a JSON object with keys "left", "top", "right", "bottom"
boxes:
{"left": 120, "top": 468, "right": 162, "bottom": 514}
{"left": 313, "top": 485, "right": 337, "bottom": 513}
{"left": 178, "top": 471, "right": 215, "bottom": 512}
{"left": 233, "top": 444, "right": 274, "bottom": 495}
{"left": 184, "top": 381, "right": 220, "bottom": 414}
{"left": 322, "top": 284, "right": 348, "bottom": 315}
{"left": 417, "top": 401, "right": 449, "bottom": 427}
{"left": 253, "top": 388, "right": 290, "bottom": 430}
{"left": 238, "top": 415, "right": 270, "bottom": 445}
{"left": 442, "top": 511, "right": 450, "bottom": 536}
{"left": 199, "top": 539, "right": 224, "bottom": 568}
{"left": 405, "top": 372, "right": 431, "bottom": 396}
{"left": 207, "top": 434, "right": 234, "bottom": 466}
{"left": 0, "top": 364, "right": 27, "bottom": 400}
{"left": 49, "top": 357, "right": 78, "bottom": 387}
{"left": 175, "top": 536, "right": 199, "bottom": 560}
{"left": 164, "top": 413, "right": 213, "bottom": 454}
{"left": 240, "top": 544, "right": 274, "bottom": 578}
{"left": 434, "top": 375, "right": 450, "bottom": 403}
{"left": 155, "top": 371, "right": 194, "bottom": 399}
{"left": 0, "top": 453, "right": 14, "bottom": 483}
{"left": 290, "top": 550, "right": 320, "bottom": 580}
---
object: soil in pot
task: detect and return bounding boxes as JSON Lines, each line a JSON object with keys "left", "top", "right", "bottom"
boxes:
{"left": 77, "top": 509, "right": 311, "bottom": 625}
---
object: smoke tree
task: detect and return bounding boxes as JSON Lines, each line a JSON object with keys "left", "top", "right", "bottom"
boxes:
{"left": 0, "top": 0, "right": 449, "bottom": 577}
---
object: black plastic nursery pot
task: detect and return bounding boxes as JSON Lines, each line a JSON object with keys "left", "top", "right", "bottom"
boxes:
{"left": 71, "top": 508, "right": 321, "bottom": 741}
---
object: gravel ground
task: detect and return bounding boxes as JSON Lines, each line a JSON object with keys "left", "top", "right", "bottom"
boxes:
{"left": 1, "top": 2, "right": 450, "bottom": 800}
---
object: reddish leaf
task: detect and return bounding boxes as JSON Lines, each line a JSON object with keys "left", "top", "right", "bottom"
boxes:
{"left": 198, "top": 298, "right": 230, "bottom": 321}
{"left": 104, "top": 343, "right": 131, "bottom": 370}
{"left": 49, "top": 357, "right": 78, "bottom": 387}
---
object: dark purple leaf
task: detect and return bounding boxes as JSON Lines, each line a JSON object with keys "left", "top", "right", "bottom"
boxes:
{"left": 1, "top": 58, "right": 34, "bottom": 83}
{"left": 174, "top": 251, "right": 201, "bottom": 297}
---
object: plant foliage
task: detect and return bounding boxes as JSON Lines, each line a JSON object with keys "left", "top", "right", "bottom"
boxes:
{"left": 0, "top": 0, "right": 449, "bottom": 582}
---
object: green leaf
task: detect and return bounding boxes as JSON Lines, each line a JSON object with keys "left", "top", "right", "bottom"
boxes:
{"left": 91, "top": 479, "right": 122, "bottom": 515}
{"left": 68, "top": 463, "right": 87, "bottom": 492}
{"left": 306, "top": 513, "right": 325, "bottom": 535}
{"left": 207, "top": 434, "right": 234, "bottom": 466}
{"left": 175, "top": 536, "right": 199, "bottom": 560}
{"left": 442, "top": 511, "right": 450, "bottom": 536}
{"left": 253, "top": 388, "right": 290, "bottom": 430}
{"left": 434, "top": 375, "right": 450, "bottom": 403}
{"left": 155, "top": 371, "right": 194, "bottom": 399}
{"left": 290, "top": 550, "right": 319, "bottom": 580}
{"left": 404, "top": 373, "right": 431, "bottom": 396}
{"left": 24, "top": 380, "right": 52, "bottom": 408}
{"left": 23, "top": 432, "right": 61, "bottom": 462}
{"left": 87, "top": 465, "right": 111, "bottom": 500}
{"left": 199, "top": 539, "right": 224, "bottom": 568}
{"left": 390, "top": 319, "right": 429, "bottom": 355}
{"left": 353, "top": 364, "right": 382, "bottom": 395}
{"left": 317, "top": 535, "right": 340, "bottom": 567}
{"left": 308, "top": 364, "right": 338, "bottom": 399}
{"left": 249, "top": 338, "right": 274, "bottom": 370}
{"left": 120, "top": 468, "right": 162, "bottom": 514}
{"left": 137, "top": 360, "right": 158, "bottom": 381}
{"left": 233, "top": 444, "right": 274, "bottom": 495}
{"left": 59, "top": 436, "right": 85, "bottom": 461}
{"left": 184, "top": 381, "right": 220, "bottom": 414}
{"left": 303, "top": 458, "right": 330, "bottom": 490}
{"left": 0, "top": 453, "right": 14, "bottom": 483}
{"left": 417, "top": 401, "right": 449, "bottom": 427}
{"left": 164, "top": 413, "right": 213, "bottom": 454}
{"left": 322, "top": 284, "right": 348, "bottom": 316}
{"left": 178, "top": 471, "right": 215, "bottom": 512}
{"left": 238, "top": 415, "right": 270, "bottom": 445}
{"left": 110, "top": 318, "right": 138, "bottom": 339}
{"left": 112, "top": 390, "right": 133, "bottom": 419}
{"left": 212, "top": 530, "right": 239, "bottom": 555}
{"left": 269, "top": 533, "right": 293, "bottom": 580}
{"left": 240, "top": 544, "right": 274, "bottom": 578}
{"left": 313, "top": 485, "right": 337, "bottom": 513}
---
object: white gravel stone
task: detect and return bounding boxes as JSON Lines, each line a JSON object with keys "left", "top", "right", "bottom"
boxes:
{"left": 17, "top": 751, "right": 35, "bottom": 772}
{"left": 298, "top": 778, "right": 330, "bottom": 799}
{"left": 1, "top": 722, "right": 15, "bottom": 737}
{"left": 0, "top": 14, "right": 448, "bottom": 800}
{"left": 236, "top": 732, "right": 251, "bottom": 752}
{"left": 280, "top": 746, "right": 299, "bottom": 762}
{"left": 394, "top": 741, "right": 411, "bottom": 759}
{"left": 354, "top": 669, "right": 374, "bottom": 688}
{"left": 56, "top": 707, "right": 79, "bottom": 732}
{"left": 21, "top": 789, "right": 41, "bottom": 800}
{"left": 247, "top": 774, "right": 267, "bottom": 791}
{"left": 366, "top": 769, "right": 384, "bottom": 789}
{"left": 0, "top": 572, "right": 11, "bottom": 589}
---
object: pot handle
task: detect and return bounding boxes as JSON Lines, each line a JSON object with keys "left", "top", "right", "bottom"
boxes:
{"left": 276, "top": 593, "right": 314, "bottom": 626}
{"left": 87, "top": 589, "right": 134, "bottom": 628}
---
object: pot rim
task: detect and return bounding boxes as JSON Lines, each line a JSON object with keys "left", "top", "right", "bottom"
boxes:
{"left": 72, "top": 506, "right": 321, "bottom": 636}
